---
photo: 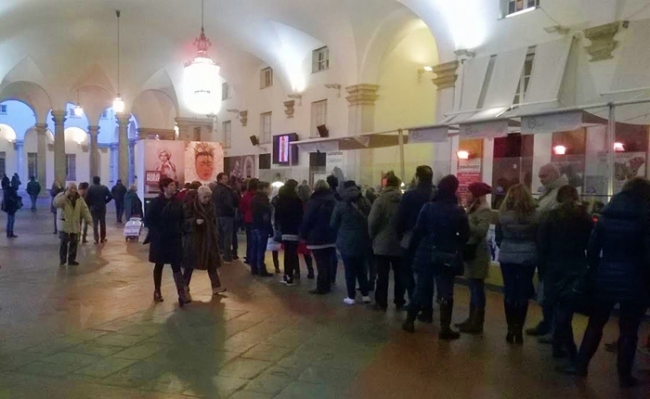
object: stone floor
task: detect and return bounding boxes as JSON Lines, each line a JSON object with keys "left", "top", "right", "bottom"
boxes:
{"left": 0, "top": 200, "right": 648, "bottom": 399}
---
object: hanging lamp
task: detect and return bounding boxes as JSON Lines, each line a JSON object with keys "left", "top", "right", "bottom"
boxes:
{"left": 74, "top": 90, "right": 84, "bottom": 117}
{"left": 113, "top": 10, "right": 125, "bottom": 113}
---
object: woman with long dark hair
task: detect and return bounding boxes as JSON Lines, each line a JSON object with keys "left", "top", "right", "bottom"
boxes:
{"left": 274, "top": 179, "right": 304, "bottom": 286}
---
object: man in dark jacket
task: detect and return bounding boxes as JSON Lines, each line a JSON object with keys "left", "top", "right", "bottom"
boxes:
{"left": 111, "top": 179, "right": 128, "bottom": 223}
{"left": 250, "top": 181, "right": 273, "bottom": 277}
{"left": 326, "top": 175, "right": 341, "bottom": 201}
{"left": 26, "top": 176, "right": 41, "bottom": 211}
{"left": 394, "top": 165, "right": 436, "bottom": 316}
{"left": 85, "top": 176, "right": 113, "bottom": 244}
{"left": 239, "top": 178, "right": 259, "bottom": 265}
{"left": 213, "top": 172, "right": 236, "bottom": 263}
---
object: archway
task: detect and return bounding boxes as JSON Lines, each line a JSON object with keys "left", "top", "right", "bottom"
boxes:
{"left": 63, "top": 127, "right": 89, "bottom": 183}
{"left": 0, "top": 124, "right": 18, "bottom": 179}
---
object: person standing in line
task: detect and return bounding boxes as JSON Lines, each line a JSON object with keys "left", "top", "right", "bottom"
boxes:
{"left": 269, "top": 185, "right": 283, "bottom": 274}
{"left": 11, "top": 173, "right": 20, "bottom": 189}
{"left": 231, "top": 176, "right": 242, "bottom": 260}
{"left": 331, "top": 181, "right": 372, "bottom": 305}
{"left": 568, "top": 178, "right": 650, "bottom": 387}
{"left": 26, "top": 176, "right": 41, "bottom": 212}
{"left": 274, "top": 179, "right": 304, "bottom": 286}
{"left": 296, "top": 182, "right": 315, "bottom": 280}
{"left": 213, "top": 173, "right": 236, "bottom": 264}
{"left": 2, "top": 178, "right": 21, "bottom": 238}
{"left": 527, "top": 163, "right": 569, "bottom": 340}
{"left": 326, "top": 175, "right": 342, "bottom": 285}
{"left": 85, "top": 176, "right": 113, "bottom": 244}
{"left": 50, "top": 180, "right": 64, "bottom": 234}
{"left": 146, "top": 177, "right": 188, "bottom": 306}
{"left": 53, "top": 183, "right": 92, "bottom": 266}
{"left": 301, "top": 179, "right": 337, "bottom": 295}
{"left": 250, "top": 181, "right": 274, "bottom": 277}
{"left": 183, "top": 185, "right": 226, "bottom": 297}
{"left": 368, "top": 174, "right": 404, "bottom": 311}
{"left": 78, "top": 182, "right": 90, "bottom": 243}
{"left": 457, "top": 182, "right": 493, "bottom": 335}
{"left": 394, "top": 165, "right": 436, "bottom": 320}
{"left": 239, "top": 178, "right": 259, "bottom": 265}
{"left": 402, "top": 175, "right": 469, "bottom": 340}
{"left": 111, "top": 179, "right": 128, "bottom": 224}
{"left": 124, "top": 185, "right": 143, "bottom": 221}
{"left": 496, "top": 184, "right": 539, "bottom": 344}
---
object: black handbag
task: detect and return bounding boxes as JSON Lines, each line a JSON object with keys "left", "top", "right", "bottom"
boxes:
{"left": 433, "top": 248, "right": 464, "bottom": 276}
{"left": 462, "top": 242, "right": 479, "bottom": 262}
{"left": 571, "top": 270, "right": 594, "bottom": 316}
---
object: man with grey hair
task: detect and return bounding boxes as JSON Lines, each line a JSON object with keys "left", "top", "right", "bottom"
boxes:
{"left": 53, "top": 182, "right": 93, "bottom": 266}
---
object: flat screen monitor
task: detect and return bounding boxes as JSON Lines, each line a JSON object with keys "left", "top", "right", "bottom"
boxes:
{"left": 273, "top": 133, "right": 299, "bottom": 165}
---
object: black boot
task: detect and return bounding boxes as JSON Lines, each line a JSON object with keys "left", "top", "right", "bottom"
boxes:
{"left": 417, "top": 309, "right": 434, "bottom": 324}
{"left": 439, "top": 299, "right": 460, "bottom": 341}
{"left": 172, "top": 272, "right": 189, "bottom": 307}
{"left": 514, "top": 303, "right": 527, "bottom": 345}
{"left": 459, "top": 307, "right": 484, "bottom": 335}
{"left": 402, "top": 305, "right": 418, "bottom": 333}
{"left": 504, "top": 301, "right": 515, "bottom": 344}
{"left": 455, "top": 305, "right": 475, "bottom": 329}
{"left": 618, "top": 335, "right": 639, "bottom": 388}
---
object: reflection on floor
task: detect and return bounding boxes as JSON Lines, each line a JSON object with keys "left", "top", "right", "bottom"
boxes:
{"left": 0, "top": 201, "right": 648, "bottom": 399}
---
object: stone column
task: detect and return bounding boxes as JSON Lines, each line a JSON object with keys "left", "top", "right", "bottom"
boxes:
{"left": 116, "top": 114, "right": 130, "bottom": 184}
{"left": 128, "top": 138, "right": 136, "bottom": 185}
{"left": 88, "top": 125, "right": 100, "bottom": 178}
{"left": 51, "top": 110, "right": 67, "bottom": 184}
{"left": 432, "top": 60, "right": 461, "bottom": 180}
{"left": 34, "top": 123, "right": 48, "bottom": 186}
{"left": 175, "top": 118, "right": 193, "bottom": 141}
{"left": 346, "top": 84, "right": 380, "bottom": 184}
{"left": 15, "top": 140, "right": 24, "bottom": 183}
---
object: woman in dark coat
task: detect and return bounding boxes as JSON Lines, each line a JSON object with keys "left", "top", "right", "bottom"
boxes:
{"left": 301, "top": 179, "right": 337, "bottom": 295}
{"left": 2, "top": 179, "right": 21, "bottom": 238}
{"left": 538, "top": 185, "right": 593, "bottom": 366}
{"left": 183, "top": 185, "right": 225, "bottom": 300}
{"left": 570, "top": 178, "right": 650, "bottom": 388}
{"left": 124, "top": 185, "right": 143, "bottom": 220}
{"left": 145, "top": 177, "right": 188, "bottom": 306}
{"left": 274, "top": 179, "right": 304, "bottom": 286}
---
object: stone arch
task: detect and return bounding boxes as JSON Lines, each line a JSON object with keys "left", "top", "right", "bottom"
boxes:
{"left": 68, "top": 85, "right": 114, "bottom": 126}
{"left": 0, "top": 99, "right": 38, "bottom": 141}
{"left": 0, "top": 81, "right": 52, "bottom": 124}
{"left": 132, "top": 89, "right": 177, "bottom": 131}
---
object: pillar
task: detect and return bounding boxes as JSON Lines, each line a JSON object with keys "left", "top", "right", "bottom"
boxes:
{"left": 35, "top": 123, "right": 48, "bottom": 186}
{"left": 128, "top": 138, "right": 136, "bottom": 185}
{"left": 346, "top": 84, "right": 380, "bottom": 184}
{"left": 175, "top": 118, "right": 192, "bottom": 141}
{"left": 15, "top": 140, "right": 24, "bottom": 183}
{"left": 432, "top": 60, "right": 461, "bottom": 180}
{"left": 116, "top": 114, "right": 130, "bottom": 184}
{"left": 51, "top": 110, "right": 66, "bottom": 184}
{"left": 88, "top": 125, "right": 100, "bottom": 178}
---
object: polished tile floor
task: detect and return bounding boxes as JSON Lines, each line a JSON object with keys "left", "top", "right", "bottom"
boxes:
{"left": 0, "top": 201, "right": 648, "bottom": 399}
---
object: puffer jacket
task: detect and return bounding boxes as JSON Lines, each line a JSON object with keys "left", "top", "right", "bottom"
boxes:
{"left": 53, "top": 192, "right": 93, "bottom": 234}
{"left": 274, "top": 187, "right": 304, "bottom": 241}
{"left": 394, "top": 183, "right": 436, "bottom": 248}
{"left": 368, "top": 186, "right": 403, "bottom": 256}
{"left": 496, "top": 210, "right": 538, "bottom": 266}
{"left": 300, "top": 189, "right": 337, "bottom": 248}
{"left": 464, "top": 203, "right": 493, "bottom": 280}
{"left": 588, "top": 191, "right": 650, "bottom": 305}
{"left": 331, "top": 186, "right": 372, "bottom": 257}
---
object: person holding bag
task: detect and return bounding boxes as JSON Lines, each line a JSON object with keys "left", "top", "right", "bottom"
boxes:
{"left": 402, "top": 175, "right": 469, "bottom": 340}
{"left": 457, "top": 182, "right": 493, "bottom": 335}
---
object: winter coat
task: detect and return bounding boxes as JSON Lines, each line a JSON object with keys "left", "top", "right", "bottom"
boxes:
{"left": 239, "top": 190, "right": 256, "bottom": 224}
{"left": 537, "top": 175, "right": 569, "bottom": 217}
{"left": 331, "top": 186, "right": 372, "bottom": 257}
{"left": 11, "top": 175, "right": 20, "bottom": 188}
{"left": 124, "top": 191, "right": 143, "bottom": 220}
{"left": 464, "top": 203, "right": 493, "bottom": 280}
{"left": 26, "top": 180, "right": 41, "bottom": 197}
{"left": 2, "top": 187, "right": 21, "bottom": 215}
{"left": 394, "top": 183, "right": 436, "bottom": 248}
{"left": 410, "top": 194, "right": 470, "bottom": 273}
{"left": 298, "top": 184, "right": 311, "bottom": 203}
{"left": 274, "top": 188, "right": 304, "bottom": 241}
{"left": 53, "top": 192, "right": 92, "bottom": 234}
{"left": 212, "top": 183, "right": 236, "bottom": 217}
{"left": 496, "top": 210, "right": 538, "bottom": 266}
{"left": 368, "top": 187, "right": 403, "bottom": 256}
{"left": 50, "top": 184, "right": 64, "bottom": 213}
{"left": 111, "top": 183, "right": 127, "bottom": 203}
{"left": 85, "top": 184, "right": 113, "bottom": 214}
{"left": 251, "top": 192, "right": 273, "bottom": 232}
{"left": 183, "top": 197, "right": 221, "bottom": 271}
{"left": 146, "top": 194, "right": 184, "bottom": 265}
{"left": 538, "top": 203, "right": 593, "bottom": 305}
{"left": 300, "top": 189, "right": 337, "bottom": 249}
{"left": 588, "top": 191, "right": 650, "bottom": 305}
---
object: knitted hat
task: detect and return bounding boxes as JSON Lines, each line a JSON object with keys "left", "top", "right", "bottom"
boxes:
{"left": 437, "top": 175, "right": 459, "bottom": 196}
{"left": 468, "top": 182, "right": 493, "bottom": 198}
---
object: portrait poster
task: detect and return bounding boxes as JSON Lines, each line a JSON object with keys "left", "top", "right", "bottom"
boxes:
{"left": 225, "top": 155, "right": 257, "bottom": 179}
{"left": 144, "top": 140, "right": 185, "bottom": 194}
{"left": 595, "top": 151, "right": 646, "bottom": 194}
{"left": 184, "top": 141, "right": 224, "bottom": 184}
{"left": 457, "top": 158, "right": 481, "bottom": 206}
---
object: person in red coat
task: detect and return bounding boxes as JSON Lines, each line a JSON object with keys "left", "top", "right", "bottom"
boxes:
{"left": 239, "top": 178, "right": 259, "bottom": 265}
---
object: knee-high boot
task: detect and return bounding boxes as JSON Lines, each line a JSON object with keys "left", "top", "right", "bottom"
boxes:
{"left": 173, "top": 272, "right": 189, "bottom": 307}
{"left": 439, "top": 299, "right": 460, "bottom": 341}
{"left": 402, "top": 303, "right": 418, "bottom": 333}
{"left": 455, "top": 305, "right": 474, "bottom": 329}
{"left": 513, "top": 302, "right": 527, "bottom": 345}
{"left": 618, "top": 335, "right": 639, "bottom": 387}
{"left": 505, "top": 301, "right": 515, "bottom": 343}
{"left": 459, "top": 306, "right": 484, "bottom": 334}
{"left": 573, "top": 326, "right": 603, "bottom": 377}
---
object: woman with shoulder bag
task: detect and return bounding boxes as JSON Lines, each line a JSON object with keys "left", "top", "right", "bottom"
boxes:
{"left": 402, "top": 175, "right": 469, "bottom": 340}
{"left": 457, "top": 182, "right": 493, "bottom": 335}
{"left": 496, "top": 184, "right": 538, "bottom": 344}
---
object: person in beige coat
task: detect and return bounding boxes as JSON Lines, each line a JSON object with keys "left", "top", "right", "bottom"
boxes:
{"left": 457, "top": 182, "right": 493, "bottom": 334}
{"left": 54, "top": 183, "right": 93, "bottom": 266}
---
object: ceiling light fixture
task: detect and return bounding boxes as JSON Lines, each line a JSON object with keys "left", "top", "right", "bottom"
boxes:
{"left": 613, "top": 142, "right": 625, "bottom": 152}
{"left": 113, "top": 10, "right": 125, "bottom": 114}
{"left": 553, "top": 145, "right": 567, "bottom": 155}
{"left": 457, "top": 150, "right": 470, "bottom": 160}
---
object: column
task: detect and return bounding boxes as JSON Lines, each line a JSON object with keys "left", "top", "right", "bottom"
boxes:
{"left": 15, "top": 140, "right": 24, "bottom": 183}
{"left": 51, "top": 110, "right": 66, "bottom": 184}
{"left": 346, "top": 84, "right": 380, "bottom": 184}
{"left": 34, "top": 123, "right": 48, "bottom": 186}
{"left": 88, "top": 125, "right": 100, "bottom": 178}
{"left": 116, "top": 114, "right": 130, "bottom": 184}
{"left": 432, "top": 60, "right": 460, "bottom": 180}
{"left": 128, "top": 138, "right": 136, "bottom": 185}
{"left": 110, "top": 143, "right": 119, "bottom": 185}
{"left": 174, "top": 117, "right": 193, "bottom": 141}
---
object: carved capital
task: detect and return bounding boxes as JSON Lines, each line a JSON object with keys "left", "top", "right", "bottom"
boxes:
{"left": 88, "top": 125, "right": 100, "bottom": 136}
{"left": 584, "top": 22, "right": 620, "bottom": 62}
{"left": 115, "top": 114, "right": 131, "bottom": 126}
{"left": 284, "top": 100, "right": 296, "bottom": 119}
{"left": 137, "top": 127, "right": 175, "bottom": 140}
{"left": 34, "top": 123, "right": 48, "bottom": 135}
{"left": 51, "top": 110, "right": 66, "bottom": 126}
{"left": 81, "top": 145, "right": 89, "bottom": 152}
{"left": 346, "top": 84, "right": 380, "bottom": 106}
{"left": 432, "top": 61, "right": 459, "bottom": 90}
{"left": 239, "top": 111, "right": 248, "bottom": 127}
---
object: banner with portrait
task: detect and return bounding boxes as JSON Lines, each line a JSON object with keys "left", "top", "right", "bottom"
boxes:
{"left": 184, "top": 141, "right": 224, "bottom": 184}
{"left": 225, "top": 155, "right": 257, "bottom": 179}
{"left": 144, "top": 140, "right": 186, "bottom": 194}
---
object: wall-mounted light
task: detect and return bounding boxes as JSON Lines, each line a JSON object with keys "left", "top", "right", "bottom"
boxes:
{"left": 417, "top": 66, "right": 434, "bottom": 80}
{"left": 457, "top": 150, "right": 470, "bottom": 160}
{"left": 553, "top": 145, "right": 567, "bottom": 155}
{"left": 613, "top": 142, "right": 625, "bottom": 152}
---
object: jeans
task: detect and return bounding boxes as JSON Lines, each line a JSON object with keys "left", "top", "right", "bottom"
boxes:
{"left": 52, "top": 212, "right": 57, "bottom": 233}
{"left": 554, "top": 302, "right": 577, "bottom": 359}
{"left": 59, "top": 232, "right": 78, "bottom": 264}
{"left": 341, "top": 255, "right": 369, "bottom": 299}
{"left": 375, "top": 255, "right": 405, "bottom": 308}
{"left": 577, "top": 301, "right": 647, "bottom": 378}
{"left": 467, "top": 278, "right": 486, "bottom": 309}
{"left": 232, "top": 217, "right": 240, "bottom": 257}
{"left": 330, "top": 250, "right": 339, "bottom": 284}
{"left": 6, "top": 213, "right": 15, "bottom": 235}
{"left": 218, "top": 217, "right": 234, "bottom": 261}
{"left": 81, "top": 220, "right": 89, "bottom": 242}
{"left": 410, "top": 264, "right": 455, "bottom": 314}
{"left": 30, "top": 195, "right": 38, "bottom": 211}
{"left": 283, "top": 241, "right": 299, "bottom": 283}
{"left": 92, "top": 211, "right": 107, "bottom": 242}
{"left": 500, "top": 263, "right": 536, "bottom": 306}
{"left": 401, "top": 247, "right": 416, "bottom": 303}
{"left": 115, "top": 200, "right": 125, "bottom": 223}
{"left": 313, "top": 248, "right": 336, "bottom": 293}
{"left": 272, "top": 251, "right": 280, "bottom": 271}
{"left": 250, "top": 229, "right": 269, "bottom": 274}
{"left": 244, "top": 223, "right": 253, "bottom": 263}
